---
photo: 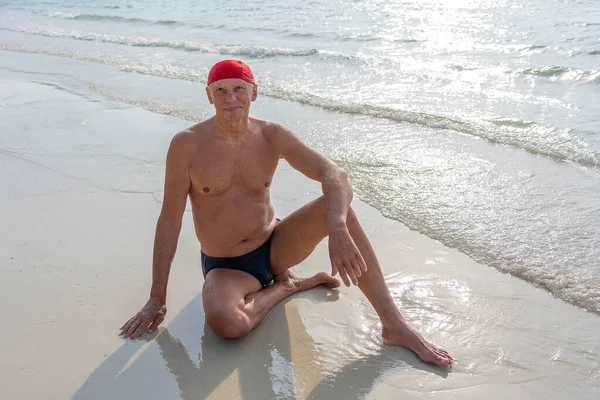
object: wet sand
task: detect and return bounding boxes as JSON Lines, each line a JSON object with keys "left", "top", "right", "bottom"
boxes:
{"left": 1, "top": 62, "right": 599, "bottom": 399}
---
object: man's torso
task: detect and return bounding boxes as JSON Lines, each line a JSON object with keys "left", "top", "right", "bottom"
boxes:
{"left": 182, "top": 117, "right": 280, "bottom": 257}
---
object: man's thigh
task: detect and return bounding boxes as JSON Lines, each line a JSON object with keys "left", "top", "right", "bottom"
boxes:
{"left": 202, "top": 269, "right": 262, "bottom": 314}
{"left": 269, "top": 196, "right": 329, "bottom": 275}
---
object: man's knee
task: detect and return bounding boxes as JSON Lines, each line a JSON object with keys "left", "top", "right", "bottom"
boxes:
{"left": 206, "top": 309, "right": 252, "bottom": 339}
{"left": 314, "top": 195, "right": 328, "bottom": 217}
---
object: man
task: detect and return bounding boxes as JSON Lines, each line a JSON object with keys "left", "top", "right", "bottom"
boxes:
{"left": 119, "top": 60, "right": 453, "bottom": 367}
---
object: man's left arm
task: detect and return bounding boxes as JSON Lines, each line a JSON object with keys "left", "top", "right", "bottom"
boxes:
{"left": 273, "top": 124, "right": 367, "bottom": 286}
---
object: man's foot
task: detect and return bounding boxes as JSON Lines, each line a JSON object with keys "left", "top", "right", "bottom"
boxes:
{"left": 382, "top": 323, "right": 453, "bottom": 367}
{"left": 275, "top": 270, "right": 340, "bottom": 294}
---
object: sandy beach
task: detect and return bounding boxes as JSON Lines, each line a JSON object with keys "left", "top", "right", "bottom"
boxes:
{"left": 1, "top": 52, "right": 600, "bottom": 399}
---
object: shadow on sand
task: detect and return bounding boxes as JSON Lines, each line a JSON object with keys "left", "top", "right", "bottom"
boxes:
{"left": 72, "top": 289, "right": 447, "bottom": 400}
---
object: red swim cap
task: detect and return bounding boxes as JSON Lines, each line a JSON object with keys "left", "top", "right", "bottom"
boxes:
{"left": 207, "top": 60, "right": 255, "bottom": 86}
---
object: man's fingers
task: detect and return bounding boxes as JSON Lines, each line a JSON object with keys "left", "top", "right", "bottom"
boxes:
{"left": 344, "top": 264, "right": 359, "bottom": 286}
{"left": 336, "top": 263, "right": 351, "bottom": 287}
{"left": 149, "top": 313, "right": 166, "bottom": 333}
{"left": 121, "top": 311, "right": 142, "bottom": 332}
{"left": 148, "top": 317, "right": 165, "bottom": 333}
{"left": 131, "top": 322, "right": 150, "bottom": 339}
{"left": 357, "top": 252, "right": 368, "bottom": 272}
{"left": 123, "top": 319, "right": 140, "bottom": 338}
{"left": 124, "top": 317, "right": 144, "bottom": 338}
{"left": 130, "top": 319, "right": 152, "bottom": 339}
{"left": 120, "top": 318, "right": 133, "bottom": 332}
{"left": 331, "top": 264, "right": 338, "bottom": 277}
{"left": 120, "top": 319, "right": 131, "bottom": 331}
{"left": 350, "top": 259, "right": 363, "bottom": 280}
{"left": 120, "top": 317, "right": 137, "bottom": 334}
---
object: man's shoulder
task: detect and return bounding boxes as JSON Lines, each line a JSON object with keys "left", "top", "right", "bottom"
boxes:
{"left": 180, "top": 118, "right": 214, "bottom": 137}
{"left": 171, "top": 119, "right": 213, "bottom": 146}
{"left": 166, "top": 120, "right": 212, "bottom": 162}
{"left": 251, "top": 118, "right": 291, "bottom": 140}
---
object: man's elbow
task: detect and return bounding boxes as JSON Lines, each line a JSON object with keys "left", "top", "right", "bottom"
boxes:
{"left": 323, "top": 166, "right": 352, "bottom": 192}
{"left": 328, "top": 165, "right": 349, "bottom": 184}
{"left": 321, "top": 161, "right": 347, "bottom": 179}
{"left": 338, "top": 167, "right": 349, "bottom": 182}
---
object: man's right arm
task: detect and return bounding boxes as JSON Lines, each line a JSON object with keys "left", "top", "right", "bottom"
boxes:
{"left": 119, "top": 132, "right": 192, "bottom": 339}
{"left": 149, "top": 133, "right": 192, "bottom": 301}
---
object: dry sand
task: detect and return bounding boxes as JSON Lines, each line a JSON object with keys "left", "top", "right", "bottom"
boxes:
{"left": 1, "top": 59, "right": 599, "bottom": 399}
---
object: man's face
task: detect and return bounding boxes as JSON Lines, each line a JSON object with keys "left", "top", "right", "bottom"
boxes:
{"left": 205, "top": 78, "right": 257, "bottom": 121}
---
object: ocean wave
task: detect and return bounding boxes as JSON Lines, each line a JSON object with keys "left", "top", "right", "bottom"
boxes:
{"left": 2, "top": 44, "right": 598, "bottom": 168}
{"left": 0, "top": 25, "right": 320, "bottom": 58}
{"left": 523, "top": 44, "right": 547, "bottom": 50}
{"left": 288, "top": 32, "right": 317, "bottom": 39}
{"left": 69, "top": 14, "right": 179, "bottom": 26}
{"left": 261, "top": 86, "right": 599, "bottom": 167}
{"left": 30, "top": 9, "right": 391, "bottom": 44}
{"left": 519, "top": 44, "right": 547, "bottom": 54}
{"left": 516, "top": 65, "right": 600, "bottom": 81}
{"left": 490, "top": 118, "right": 537, "bottom": 129}
{"left": 34, "top": 10, "right": 281, "bottom": 32}
{"left": 31, "top": 9, "right": 309, "bottom": 36}
{"left": 35, "top": 11, "right": 197, "bottom": 27}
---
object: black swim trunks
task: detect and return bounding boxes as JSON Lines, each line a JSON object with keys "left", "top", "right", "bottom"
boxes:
{"left": 201, "top": 223, "right": 279, "bottom": 288}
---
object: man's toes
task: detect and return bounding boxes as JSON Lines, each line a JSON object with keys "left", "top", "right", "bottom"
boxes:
{"left": 417, "top": 344, "right": 452, "bottom": 366}
{"left": 437, "top": 356, "right": 452, "bottom": 366}
{"left": 320, "top": 273, "right": 340, "bottom": 288}
{"left": 328, "top": 279, "right": 341, "bottom": 288}
{"left": 434, "top": 348, "right": 448, "bottom": 358}
{"left": 291, "top": 272, "right": 341, "bottom": 291}
{"left": 433, "top": 350, "right": 453, "bottom": 365}
{"left": 427, "top": 350, "right": 452, "bottom": 366}
{"left": 433, "top": 346, "right": 453, "bottom": 360}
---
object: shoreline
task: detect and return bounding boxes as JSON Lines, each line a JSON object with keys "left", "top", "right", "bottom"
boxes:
{"left": 1, "top": 60, "right": 599, "bottom": 399}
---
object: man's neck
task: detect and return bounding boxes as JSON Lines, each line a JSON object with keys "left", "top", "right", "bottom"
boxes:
{"left": 214, "top": 115, "right": 250, "bottom": 142}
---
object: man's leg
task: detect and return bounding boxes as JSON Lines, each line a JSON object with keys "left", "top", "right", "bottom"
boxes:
{"left": 269, "top": 196, "right": 453, "bottom": 366}
{"left": 202, "top": 268, "right": 338, "bottom": 339}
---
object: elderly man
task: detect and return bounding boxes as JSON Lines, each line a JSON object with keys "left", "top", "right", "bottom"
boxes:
{"left": 120, "top": 60, "right": 453, "bottom": 366}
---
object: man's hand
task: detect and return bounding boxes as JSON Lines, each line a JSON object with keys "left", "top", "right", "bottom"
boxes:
{"left": 328, "top": 226, "right": 367, "bottom": 287}
{"left": 119, "top": 296, "right": 167, "bottom": 339}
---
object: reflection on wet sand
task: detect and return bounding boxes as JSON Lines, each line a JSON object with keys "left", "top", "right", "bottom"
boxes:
{"left": 72, "top": 290, "right": 445, "bottom": 400}
{"left": 155, "top": 299, "right": 326, "bottom": 399}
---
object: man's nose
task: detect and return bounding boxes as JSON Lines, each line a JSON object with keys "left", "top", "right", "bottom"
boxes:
{"left": 224, "top": 91, "right": 237, "bottom": 102}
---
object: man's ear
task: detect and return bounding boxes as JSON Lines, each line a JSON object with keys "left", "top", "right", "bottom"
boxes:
{"left": 205, "top": 86, "right": 214, "bottom": 104}
{"left": 251, "top": 84, "right": 258, "bottom": 102}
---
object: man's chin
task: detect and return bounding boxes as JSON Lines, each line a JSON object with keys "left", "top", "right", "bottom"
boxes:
{"left": 222, "top": 115, "right": 243, "bottom": 122}
{"left": 220, "top": 110, "right": 247, "bottom": 121}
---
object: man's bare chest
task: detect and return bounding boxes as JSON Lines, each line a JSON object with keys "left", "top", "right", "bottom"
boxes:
{"left": 189, "top": 144, "right": 279, "bottom": 196}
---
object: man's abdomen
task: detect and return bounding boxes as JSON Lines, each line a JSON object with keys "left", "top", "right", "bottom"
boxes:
{"left": 190, "top": 191, "right": 276, "bottom": 257}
